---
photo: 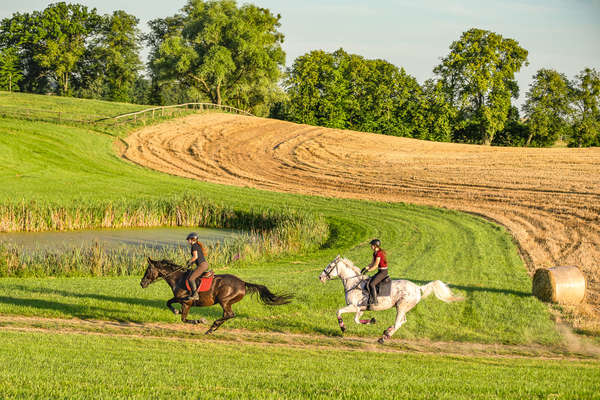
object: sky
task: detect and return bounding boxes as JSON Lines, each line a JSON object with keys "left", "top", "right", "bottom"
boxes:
{"left": 1, "top": 0, "right": 599, "bottom": 106}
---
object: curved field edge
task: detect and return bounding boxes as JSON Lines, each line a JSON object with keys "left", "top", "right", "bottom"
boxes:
{"left": 0, "top": 116, "right": 562, "bottom": 346}
{"left": 0, "top": 330, "right": 598, "bottom": 400}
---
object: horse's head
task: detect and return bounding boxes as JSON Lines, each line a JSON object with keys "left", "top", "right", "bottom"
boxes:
{"left": 140, "top": 257, "right": 160, "bottom": 288}
{"left": 319, "top": 255, "right": 342, "bottom": 283}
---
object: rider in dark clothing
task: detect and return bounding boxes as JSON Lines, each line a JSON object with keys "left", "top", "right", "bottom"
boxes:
{"left": 361, "top": 239, "right": 388, "bottom": 306}
{"left": 185, "top": 232, "right": 209, "bottom": 300}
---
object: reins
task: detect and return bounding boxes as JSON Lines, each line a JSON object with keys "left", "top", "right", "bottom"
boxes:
{"left": 147, "top": 263, "right": 189, "bottom": 285}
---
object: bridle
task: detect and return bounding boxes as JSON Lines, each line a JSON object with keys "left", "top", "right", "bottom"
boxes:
{"left": 144, "top": 263, "right": 188, "bottom": 286}
{"left": 322, "top": 259, "right": 366, "bottom": 294}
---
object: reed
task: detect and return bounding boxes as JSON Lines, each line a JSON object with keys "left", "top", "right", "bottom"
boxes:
{"left": 0, "top": 196, "right": 328, "bottom": 277}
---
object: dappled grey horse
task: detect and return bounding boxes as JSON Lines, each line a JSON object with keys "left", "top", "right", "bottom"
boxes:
{"left": 319, "top": 255, "right": 463, "bottom": 344}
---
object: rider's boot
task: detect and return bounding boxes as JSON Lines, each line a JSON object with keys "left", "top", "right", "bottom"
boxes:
{"left": 370, "top": 288, "right": 379, "bottom": 307}
{"left": 187, "top": 279, "right": 200, "bottom": 300}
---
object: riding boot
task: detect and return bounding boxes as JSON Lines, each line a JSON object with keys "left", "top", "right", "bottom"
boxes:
{"left": 187, "top": 279, "right": 199, "bottom": 300}
{"left": 371, "top": 287, "right": 379, "bottom": 306}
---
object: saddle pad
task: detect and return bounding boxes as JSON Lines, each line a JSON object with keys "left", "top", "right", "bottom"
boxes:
{"left": 184, "top": 270, "right": 215, "bottom": 293}
{"left": 197, "top": 276, "right": 214, "bottom": 292}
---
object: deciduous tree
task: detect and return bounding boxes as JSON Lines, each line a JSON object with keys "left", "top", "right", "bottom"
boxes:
{"left": 148, "top": 0, "right": 285, "bottom": 112}
{"left": 285, "top": 48, "right": 421, "bottom": 136}
{"left": 522, "top": 69, "right": 571, "bottom": 146}
{"left": 570, "top": 68, "right": 600, "bottom": 147}
{"left": 0, "top": 47, "right": 22, "bottom": 91}
{"left": 435, "top": 28, "right": 528, "bottom": 145}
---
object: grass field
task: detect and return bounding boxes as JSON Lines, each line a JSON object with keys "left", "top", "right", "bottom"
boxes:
{"left": 0, "top": 329, "right": 598, "bottom": 400}
{"left": 0, "top": 92, "right": 596, "bottom": 398}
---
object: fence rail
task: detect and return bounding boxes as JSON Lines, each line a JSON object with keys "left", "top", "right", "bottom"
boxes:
{"left": 0, "top": 102, "right": 253, "bottom": 127}
{"left": 105, "top": 103, "right": 253, "bottom": 125}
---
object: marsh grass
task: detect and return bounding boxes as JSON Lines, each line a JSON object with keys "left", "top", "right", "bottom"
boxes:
{"left": 0, "top": 197, "right": 328, "bottom": 277}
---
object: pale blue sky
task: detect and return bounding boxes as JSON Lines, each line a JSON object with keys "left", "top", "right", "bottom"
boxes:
{"left": 2, "top": 0, "right": 599, "bottom": 106}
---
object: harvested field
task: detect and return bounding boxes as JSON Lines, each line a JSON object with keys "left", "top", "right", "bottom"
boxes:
{"left": 122, "top": 113, "right": 600, "bottom": 331}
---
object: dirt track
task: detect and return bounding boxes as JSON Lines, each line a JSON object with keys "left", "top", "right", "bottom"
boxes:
{"left": 122, "top": 113, "right": 600, "bottom": 330}
{"left": 1, "top": 315, "right": 597, "bottom": 359}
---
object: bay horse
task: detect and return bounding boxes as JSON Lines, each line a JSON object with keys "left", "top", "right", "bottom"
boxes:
{"left": 319, "top": 255, "right": 463, "bottom": 344}
{"left": 140, "top": 258, "right": 292, "bottom": 334}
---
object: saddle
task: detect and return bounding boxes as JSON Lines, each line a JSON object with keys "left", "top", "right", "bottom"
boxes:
{"left": 366, "top": 275, "right": 392, "bottom": 297}
{"left": 185, "top": 270, "right": 215, "bottom": 293}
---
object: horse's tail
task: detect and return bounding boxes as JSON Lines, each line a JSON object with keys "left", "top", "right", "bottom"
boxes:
{"left": 245, "top": 282, "right": 293, "bottom": 306}
{"left": 420, "top": 280, "right": 464, "bottom": 303}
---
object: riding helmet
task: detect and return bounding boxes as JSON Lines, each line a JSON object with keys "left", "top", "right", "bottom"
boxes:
{"left": 186, "top": 232, "right": 199, "bottom": 240}
{"left": 370, "top": 238, "right": 381, "bottom": 247}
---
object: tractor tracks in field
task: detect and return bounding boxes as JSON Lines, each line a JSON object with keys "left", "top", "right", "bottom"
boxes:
{"left": 121, "top": 113, "right": 600, "bottom": 333}
{"left": 1, "top": 315, "right": 598, "bottom": 361}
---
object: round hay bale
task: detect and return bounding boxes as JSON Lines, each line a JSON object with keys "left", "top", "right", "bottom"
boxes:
{"left": 532, "top": 266, "right": 586, "bottom": 304}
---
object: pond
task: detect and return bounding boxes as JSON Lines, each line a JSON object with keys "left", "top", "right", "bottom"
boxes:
{"left": 0, "top": 226, "right": 238, "bottom": 253}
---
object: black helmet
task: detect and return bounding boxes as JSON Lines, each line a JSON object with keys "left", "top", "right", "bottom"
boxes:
{"left": 370, "top": 239, "right": 381, "bottom": 247}
{"left": 186, "top": 232, "right": 198, "bottom": 241}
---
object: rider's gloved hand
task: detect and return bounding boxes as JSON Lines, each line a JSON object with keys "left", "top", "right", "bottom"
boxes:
{"left": 360, "top": 268, "right": 368, "bottom": 275}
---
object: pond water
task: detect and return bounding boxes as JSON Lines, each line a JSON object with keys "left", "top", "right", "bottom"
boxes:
{"left": 0, "top": 226, "right": 238, "bottom": 253}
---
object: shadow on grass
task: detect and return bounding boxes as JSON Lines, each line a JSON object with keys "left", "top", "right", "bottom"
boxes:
{"left": 0, "top": 284, "right": 224, "bottom": 320}
{"left": 0, "top": 296, "right": 118, "bottom": 320}
{"left": 408, "top": 279, "right": 532, "bottom": 298}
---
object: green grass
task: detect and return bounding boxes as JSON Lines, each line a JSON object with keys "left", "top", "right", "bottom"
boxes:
{"left": 0, "top": 330, "right": 598, "bottom": 400}
{"left": 0, "top": 90, "right": 148, "bottom": 120}
{"left": 0, "top": 113, "right": 560, "bottom": 344}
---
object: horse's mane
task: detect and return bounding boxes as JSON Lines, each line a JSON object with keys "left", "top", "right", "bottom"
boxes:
{"left": 340, "top": 257, "right": 362, "bottom": 275}
{"left": 156, "top": 259, "right": 185, "bottom": 271}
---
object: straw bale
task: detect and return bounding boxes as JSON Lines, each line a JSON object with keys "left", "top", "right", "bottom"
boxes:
{"left": 532, "top": 266, "right": 586, "bottom": 304}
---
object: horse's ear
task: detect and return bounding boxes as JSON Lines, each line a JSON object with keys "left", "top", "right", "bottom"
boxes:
{"left": 335, "top": 254, "right": 341, "bottom": 261}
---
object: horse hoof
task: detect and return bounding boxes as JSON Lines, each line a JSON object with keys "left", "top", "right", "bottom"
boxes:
{"left": 205, "top": 330, "right": 213, "bottom": 335}
{"left": 173, "top": 310, "right": 180, "bottom": 315}
{"left": 340, "top": 326, "right": 346, "bottom": 333}
{"left": 377, "top": 337, "right": 386, "bottom": 345}
{"left": 370, "top": 318, "right": 376, "bottom": 324}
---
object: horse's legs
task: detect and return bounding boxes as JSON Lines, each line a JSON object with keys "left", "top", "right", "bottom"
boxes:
{"left": 205, "top": 301, "right": 236, "bottom": 335}
{"left": 353, "top": 310, "right": 376, "bottom": 325}
{"left": 180, "top": 302, "right": 207, "bottom": 325}
{"left": 167, "top": 297, "right": 180, "bottom": 315}
{"left": 378, "top": 302, "right": 415, "bottom": 344}
{"left": 336, "top": 304, "right": 360, "bottom": 333}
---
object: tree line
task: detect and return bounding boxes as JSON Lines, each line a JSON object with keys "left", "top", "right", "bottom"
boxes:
{"left": 1, "top": 1, "right": 598, "bottom": 147}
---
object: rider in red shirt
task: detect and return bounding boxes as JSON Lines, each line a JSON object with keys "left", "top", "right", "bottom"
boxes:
{"left": 362, "top": 239, "right": 388, "bottom": 305}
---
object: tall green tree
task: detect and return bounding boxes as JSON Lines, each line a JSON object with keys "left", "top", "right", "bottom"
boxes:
{"left": 0, "top": 47, "right": 22, "bottom": 91}
{"left": 570, "top": 68, "right": 600, "bottom": 147}
{"left": 285, "top": 48, "right": 422, "bottom": 136}
{"left": 0, "top": 12, "right": 47, "bottom": 93}
{"left": 98, "top": 10, "right": 143, "bottom": 102}
{"left": 434, "top": 28, "right": 528, "bottom": 145}
{"left": 522, "top": 69, "right": 571, "bottom": 146}
{"left": 148, "top": 0, "right": 285, "bottom": 112}
{"left": 30, "top": 3, "right": 101, "bottom": 95}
